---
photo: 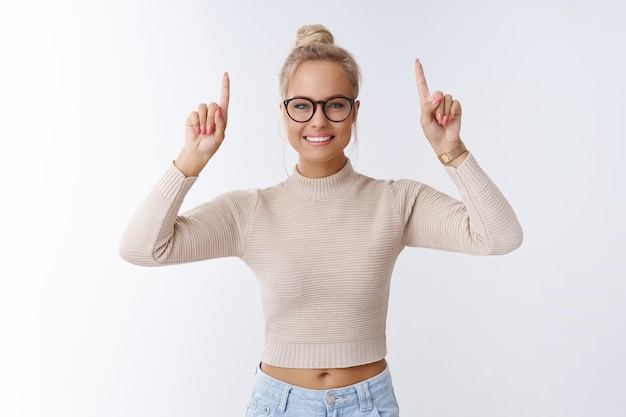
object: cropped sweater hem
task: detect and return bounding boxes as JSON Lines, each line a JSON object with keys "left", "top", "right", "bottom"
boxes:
{"left": 261, "top": 334, "right": 387, "bottom": 369}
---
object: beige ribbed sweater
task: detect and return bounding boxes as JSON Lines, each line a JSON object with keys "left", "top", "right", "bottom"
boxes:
{"left": 120, "top": 154, "right": 522, "bottom": 368}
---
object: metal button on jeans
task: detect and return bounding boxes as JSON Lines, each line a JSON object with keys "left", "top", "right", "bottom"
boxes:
{"left": 326, "top": 394, "right": 336, "bottom": 405}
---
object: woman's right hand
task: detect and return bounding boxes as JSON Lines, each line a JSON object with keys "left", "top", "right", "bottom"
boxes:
{"left": 175, "top": 72, "right": 230, "bottom": 177}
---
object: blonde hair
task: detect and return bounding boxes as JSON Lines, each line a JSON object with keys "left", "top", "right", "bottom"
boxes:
{"left": 279, "top": 24, "right": 361, "bottom": 99}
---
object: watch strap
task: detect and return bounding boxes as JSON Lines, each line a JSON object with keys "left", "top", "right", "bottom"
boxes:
{"left": 438, "top": 141, "right": 467, "bottom": 165}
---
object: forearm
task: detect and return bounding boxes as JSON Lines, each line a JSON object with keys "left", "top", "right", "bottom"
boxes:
{"left": 119, "top": 163, "right": 197, "bottom": 266}
{"left": 443, "top": 153, "right": 523, "bottom": 254}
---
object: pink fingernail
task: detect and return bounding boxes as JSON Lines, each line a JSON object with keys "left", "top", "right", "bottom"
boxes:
{"left": 436, "top": 113, "right": 443, "bottom": 124}
{"left": 442, "top": 115, "right": 449, "bottom": 125}
{"left": 432, "top": 97, "right": 442, "bottom": 106}
{"left": 216, "top": 106, "right": 222, "bottom": 118}
{"left": 207, "top": 124, "right": 214, "bottom": 135}
{"left": 195, "top": 126, "right": 200, "bottom": 134}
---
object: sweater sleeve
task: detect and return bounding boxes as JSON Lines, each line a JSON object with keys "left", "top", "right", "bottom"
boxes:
{"left": 119, "top": 163, "right": 259, "bottom": 266}
{"left": 390, "top": 153, "right": 523, "bottom": 255}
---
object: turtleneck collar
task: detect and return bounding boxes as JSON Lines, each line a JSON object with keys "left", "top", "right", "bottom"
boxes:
{"left": 284, "top": 159, "right": 360, "bottom": 199}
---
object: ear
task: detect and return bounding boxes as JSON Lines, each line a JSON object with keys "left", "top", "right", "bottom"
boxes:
{"left": 280, "top": 102, "right": 289, "bottom": 123}
{"left": 352, "top": 99, "right": 360, "bottom": 124}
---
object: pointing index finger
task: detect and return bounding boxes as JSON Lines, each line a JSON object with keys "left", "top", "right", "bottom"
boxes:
{"left": 414, "top": 59, "right": 431, "bottom": 105}
{"left": 219, "top": 72, "right": 230, "bottom": 121}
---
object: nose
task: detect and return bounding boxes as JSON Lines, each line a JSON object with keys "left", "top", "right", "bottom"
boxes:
{"left": 310, "top": 102, "right": 329, "bottom": 126}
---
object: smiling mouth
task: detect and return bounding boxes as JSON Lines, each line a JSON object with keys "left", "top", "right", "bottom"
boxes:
{"left": 304, "top": 136, "right": 333, "bottom": 143}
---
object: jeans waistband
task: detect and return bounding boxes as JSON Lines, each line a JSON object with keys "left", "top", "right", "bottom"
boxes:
{"left": 252, "top": 365, "right": 393, "bottom": 413}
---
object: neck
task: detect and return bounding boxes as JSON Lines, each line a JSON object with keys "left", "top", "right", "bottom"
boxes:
{"left": 297, "top": 155, "right": 348, "bottom": 178}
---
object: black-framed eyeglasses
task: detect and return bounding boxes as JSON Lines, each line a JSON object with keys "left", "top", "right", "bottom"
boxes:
{"left": 283, "top": 96, "right": 356, "bottom": 123}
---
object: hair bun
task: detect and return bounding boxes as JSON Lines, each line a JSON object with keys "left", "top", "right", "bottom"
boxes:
{"left": 294, "top": 24, "right": 334, "bottom": 48}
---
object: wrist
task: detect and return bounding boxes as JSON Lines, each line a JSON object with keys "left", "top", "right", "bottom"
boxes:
{"left": 174, "top": 149, "right": 210, "bottom": 177}
{"left": 437, "top": 141, "right": 467, "bottom": 166}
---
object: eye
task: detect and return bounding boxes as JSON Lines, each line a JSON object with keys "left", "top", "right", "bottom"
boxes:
{"left": 289, "top": 99, "right": 312, "bottom": 111}
{"left": 326, "top": 98, "right": 350, "bottom": 112}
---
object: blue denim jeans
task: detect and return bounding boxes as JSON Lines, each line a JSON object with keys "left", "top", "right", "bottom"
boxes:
{"left": 246, "top": 366, "right": 400, "bottom": 417}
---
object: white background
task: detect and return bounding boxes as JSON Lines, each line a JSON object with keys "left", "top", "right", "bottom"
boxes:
{"left": 1, "top": 0, "right": 625, "bottom": 416}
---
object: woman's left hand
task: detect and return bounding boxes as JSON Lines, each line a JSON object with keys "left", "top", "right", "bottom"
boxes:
{"left": 414, "top": 59, "right": 465, "bottom": 162}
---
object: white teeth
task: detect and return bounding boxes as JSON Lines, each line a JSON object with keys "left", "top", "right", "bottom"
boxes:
{"left": 305, "top": 136, "right": 332, "bottom": 142}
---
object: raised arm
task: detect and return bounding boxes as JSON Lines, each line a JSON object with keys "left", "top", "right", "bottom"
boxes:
{"left": 119, "top": 72, "right": 258, "bottom": 266}
{"left": 401, "top": 60, "right": 523, "bottom": 254}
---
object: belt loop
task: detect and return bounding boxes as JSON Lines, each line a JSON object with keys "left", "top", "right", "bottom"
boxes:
{"left": 277, "top": 385, "right": 291, "bottom": 413}
{"left": 355, "top": 381, "right": 373, "bottom": 412}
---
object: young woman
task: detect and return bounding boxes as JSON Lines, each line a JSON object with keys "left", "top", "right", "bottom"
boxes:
{"left": 120, "top": 24, "right": 522, "bottom": 417}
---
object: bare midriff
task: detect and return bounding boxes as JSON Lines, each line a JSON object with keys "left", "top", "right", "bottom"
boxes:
{"left": 260, "top": 359, "right": 387, "bottom": 390}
